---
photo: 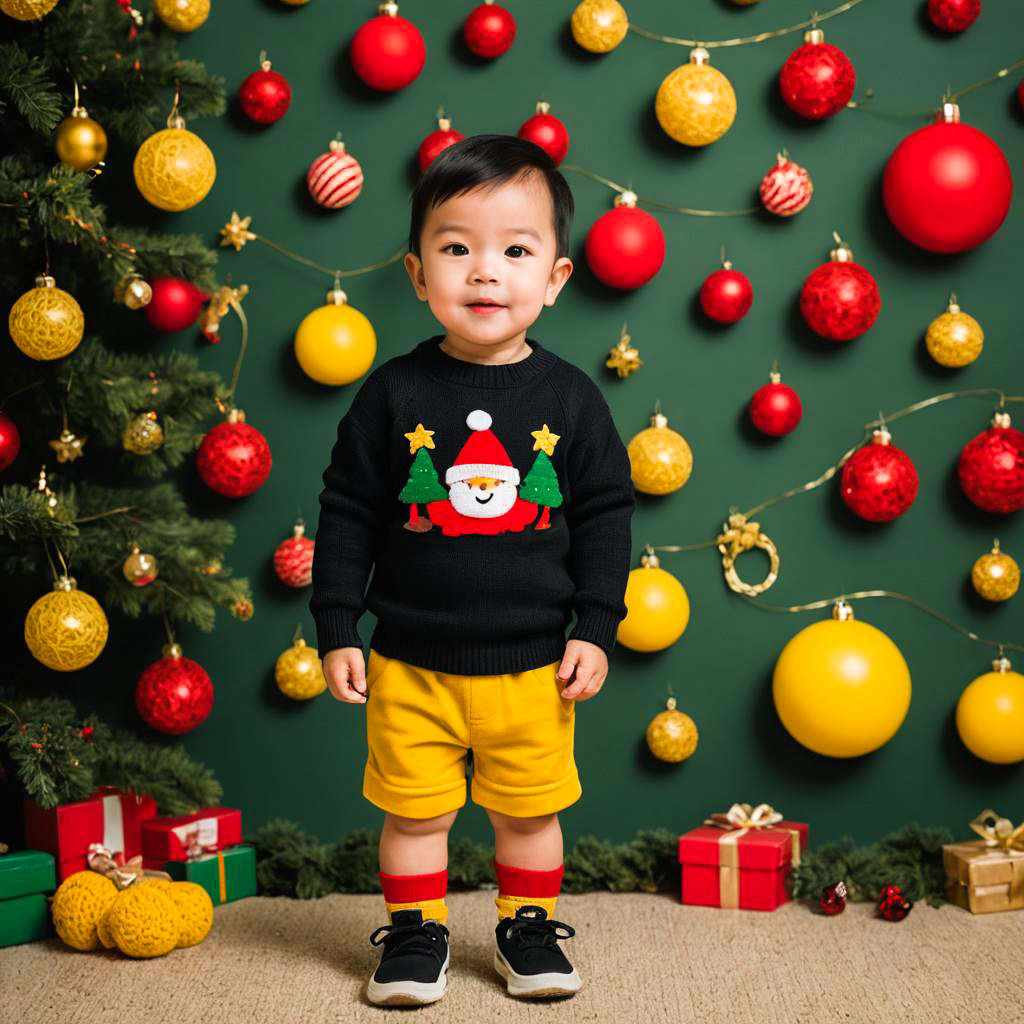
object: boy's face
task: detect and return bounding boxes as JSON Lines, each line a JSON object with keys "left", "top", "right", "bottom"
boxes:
{"left": 404, "top": 172, "right": 573, "bottom": 352}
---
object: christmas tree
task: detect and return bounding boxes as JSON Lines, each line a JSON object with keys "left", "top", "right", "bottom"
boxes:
{"left": 519, "top": 450, "right": 563, "bottom": 530}
{"left": 398, "top": 447, "right": 447, "bottom": 531}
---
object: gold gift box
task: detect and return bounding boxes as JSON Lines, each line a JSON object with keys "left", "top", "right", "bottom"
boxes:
{"left": 943, "top": 840, "right": 1024, "bottom": 914}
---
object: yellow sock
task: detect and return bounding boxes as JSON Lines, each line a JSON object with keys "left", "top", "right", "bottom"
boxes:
{"left": 385, "top": 897, "right": 449, "bottom": 926}
{"left": 495, "top": 893, "right": 557, "bottom": 921}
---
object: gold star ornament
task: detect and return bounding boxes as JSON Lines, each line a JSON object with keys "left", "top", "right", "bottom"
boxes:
{"left": 531, "top": 424, "right": 560, "bottom": 456}
{"left": 404, "top": 423, "right": 436, "bottom": 453}
{"left": 606, "top": 324, "right": 643, "bottom": 379}
{"left": 49, "top": 428, "right": 87, "bottom": 463}
{"left": 220, "top": 211, "right": 256, "bottom": 252}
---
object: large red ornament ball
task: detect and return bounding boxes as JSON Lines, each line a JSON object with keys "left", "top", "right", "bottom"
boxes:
{"left": 274, "top": 521, "right": 315, "bottom": 587}
{"left": 239, "top": 57, "right": 292, "bottom": 124}
{"left": 418, "top": 116, "right": 464, "bottom": 172}
{"left": 463, "top": 1, "right": 516, "bottom": 58}
{"left": 197, "top": 409, "right": 272, "bottom": 498}
{"left": 882, "top": 106, "right": 1012, "bottom": 253}
{"left": 307, "top": 139, "right": 364, "bottom": 209}
{"left": 144, "top": 277, "right": 207, "bottom": 332}
{"left": 800, "top": 239, "right": 880, "bottom": 341}
{"left": 518, "top": 101, "right": 569, "bottom": 165}
{"left": 841, "top": 429, "right": 919, "bottom": 522}
{"left": 585, "top": 196, "right": 665, "bottom": 290}
{"left": 0, "top": 410, "right": 21, "bottom": 471}
{"left": 136, "top": 645, "right": 214, "bottom": 735}
{"left": 778, "top": 30, "right": 855, "bottom": 120}
{"left": 927, "top": 0, "right": 981, "bottom": 32}
{"left": 749, "top": 371, "right": 802, "bottom": 437}
{"left": 957, "top": 414, "right": 1024, "bottom": 514}
{"left": 759, "top": 153, "right": 813, "bottom": 216}
{"left": 349, "top": 4, "right": 426, "bottom": 92}
{"left": 699, "top": 261, "right": 753, "bottom": 323}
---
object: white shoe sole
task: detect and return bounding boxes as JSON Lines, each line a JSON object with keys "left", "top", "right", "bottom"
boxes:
{"left": 494, "top": 948, "right": 582, "bottom": 998}
{"left": 366, "top": 947, "right": 449, "bottom": 1006}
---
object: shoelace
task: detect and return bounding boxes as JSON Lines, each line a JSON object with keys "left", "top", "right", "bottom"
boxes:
{"left": 370, "top": 918, "right": 449, "bottom": 964}
{"left": 506, "top": 914, "right": 575, "bottom": 960}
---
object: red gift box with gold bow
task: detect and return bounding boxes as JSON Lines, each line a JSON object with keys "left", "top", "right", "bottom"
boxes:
{"left": 140, "top": 807, "right": 242, "bottom": 866}
{"left": 678, "top": 803, "right": 809, "bottom": 911}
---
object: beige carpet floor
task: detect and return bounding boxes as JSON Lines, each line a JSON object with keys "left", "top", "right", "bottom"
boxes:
{"left": 3, "top": 891, "right": 1023, "bottom": 1024}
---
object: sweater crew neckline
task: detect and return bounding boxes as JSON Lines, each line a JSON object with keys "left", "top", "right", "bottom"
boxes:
{"left": 414, "top": 334, "right": 556, "bottom": 388}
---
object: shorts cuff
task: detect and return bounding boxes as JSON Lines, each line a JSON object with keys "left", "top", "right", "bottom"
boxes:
{"left": 363, "top": 762, "right": 466, "bottom": 819}
{"left": 470, "top": 766, "right": 582, "bottom": 817}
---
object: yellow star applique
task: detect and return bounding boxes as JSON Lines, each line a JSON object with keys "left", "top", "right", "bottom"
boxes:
{"left": 219, "top": 211, "right": 256, "bottom": 252}
{"left": 404, "top": 423, "right": 435, "bottom": 454}
{"left": 531, "top": 424, "right": 560, "bottom": 456}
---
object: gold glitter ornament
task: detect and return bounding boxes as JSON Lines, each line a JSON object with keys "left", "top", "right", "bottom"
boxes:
{"left": 570, "top": 0, "right": 629, "bottom": 53}
{"left": 115, "top": 274, "right": 152, "bottom": 309}
{"left": 627, "top": 406, "right": 693, "bottom": 495}
{"left": 275, "top": 631, "right": 327, "bottom": 700}
{"left": 122, "top": 411, "right": 164, "bottom": 454}
{"left": 606, "top": 323, "right": 643, "bottom": 379}
{"left": 646, "top": 695, "right": 698, "bottom": 762}
{"left": 133, "top": 106, "right": 216, "bottom": 212}
{"left": 123, "top": 545, "right": 159, "bottom": 587}
{"left": 9, "top": 275, "right": 85, "bottom": 361}
{"left": 49, "top": 427, "right": 87, "bottom": 463}
{"left": 55, "top": 83, "right": 107, "bottom": 172}
{"left": 25, "top": 575, "right": 109, "bottom": 671}
{"left": 0, "top": 0, "right": 60, "bottom": 18}
{"left": 232, "top": 597, "right": 254, "bottom": 621}
{"left": 925, "top": 294, "right": 984, "bottom": 368}
{"left": 971, "top": 540, "right": 1020, "bottom": 602}
{"left": 153, "top": 0, "right": 210, "bottom": 32}
{"left": 655, "top": 47, "right": 737, "bottom": 147}
{"left": 52, "top": 871, "right": 118, "bottom": 951}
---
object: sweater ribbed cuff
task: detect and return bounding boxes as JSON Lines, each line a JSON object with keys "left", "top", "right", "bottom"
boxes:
{"left": 312, "top": 608, "right": 363, "bottom": 656}
{"left": 568, "top": 604, "right": 622, "bottom": 656}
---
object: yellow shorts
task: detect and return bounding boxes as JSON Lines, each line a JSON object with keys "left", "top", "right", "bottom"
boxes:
{"left": 363, "top": 649, "right": 582, "bottom": 820}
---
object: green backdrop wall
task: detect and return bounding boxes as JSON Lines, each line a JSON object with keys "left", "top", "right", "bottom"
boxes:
{"left": 35, "top": 0, "right": 1024, "bottom": 850}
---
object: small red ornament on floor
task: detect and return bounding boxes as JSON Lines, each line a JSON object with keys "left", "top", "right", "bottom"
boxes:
{"left": 518, "top": 100, "right": 569, "bottom": 165}
{"left": 759, "top": 151, "right": 813, "bottom": 216}
{"left": 749, "top": 366, "right": 802, "bottom": 436}
{"left": 349, "top": 1, "right": 426, "bottom": 92}
{"left": 238, "top": 52, "right": 292, "bottom": 124}
{"left": 274, "top": 519, "right": 315, "bottom": 587}
{"left": 699, "top": 253, "right": 753, "bottom": 324}
{"left": 819, "top": 880, "right": 847, "bottom": 915}
{"left": 418, "top": 111, "right": 464, "bottom": 171}
{"left": 463, "top": 0, "right": 516, "bottom": 58}
{"left": 779, "top": 26, "right": 855, "bottom": 120}
{"left": 799, "top": 233, "right": 880, "bottom": 341}
{"left": 877, "top": 884, "right": 913, "bottom": 922}
{"left": 841, "top": 425, "right": 919, "bottom": 522}
{"left": 926, "top": 0, "right": 981, "bottom": 32}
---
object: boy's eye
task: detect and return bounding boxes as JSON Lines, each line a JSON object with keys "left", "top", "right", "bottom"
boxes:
{"left": 506, "top": 245, "right": 528, "bottom": 258}
{"left": 440, "top": 243, "right": 530, "bottom": 258}
{"left": 442, "top": 243, "right": 469, "bottom": 256}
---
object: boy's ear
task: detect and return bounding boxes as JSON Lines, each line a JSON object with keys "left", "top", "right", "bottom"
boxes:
{"left": 543, "top": 256, "right": 574, "bottom": 307}
{"left": 404, "top": 251, "right": 428, "bottom": 301}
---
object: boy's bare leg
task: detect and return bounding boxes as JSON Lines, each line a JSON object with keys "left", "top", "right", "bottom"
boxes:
{"left": 486, "top": 809, "right": 563, "bottom": 869}
{"left": 379, "top": 810, "right": 457, "bottom": 873}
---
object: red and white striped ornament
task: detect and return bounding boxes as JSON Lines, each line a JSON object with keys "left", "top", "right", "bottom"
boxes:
{"left": 273, "top": 520, "right": 315, "bottom": 587}
{"left": 307, "top": 136, "right": 364, "bottom": 209}
{"left": 759, "top": 152, "right": 813, "bottom": 216}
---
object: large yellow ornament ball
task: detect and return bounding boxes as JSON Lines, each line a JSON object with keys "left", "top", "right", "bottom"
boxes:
{"left": 25, "top": 576, "right": 109, "bottom": 671}
{"left": 162, "top": 881, "right": 214, "bottom": 948}
{"left": 925, "top": 296, "right": 983, "bottom": 368}
{"left": 627, "top": 409, "right": 693, "bottom": 495}
{"left": 656, "top": 47, "right": 737, "bottom": 147}
{"left": 617, "top": 552, "right": 690, "bottom": 652}
{"left": 106, "top": 882, "right": 180, "bottom": 958}
{"left": 956, "top": 658, "right": 1024, "bottom": 764}
{"left": 0, "top": 0, "right": 60, "bottom": 19}
{"left": 52, "top": 870, "right": 118, "bottom": 951}
{"left": 570, "top": 0, "right": 628, "bottom": 53}
{"left": 55, "top": 107, "right": 108, "bottom": 171}
{"left": 9, "top": 275, "right": 84, "bottom": 361}
{"left": 971, "top": 540, "right": 1020, "bottom": 602}
{"left": 773, "top": 602, "right": 911, "bottom": 758}
{"left": 133, "top": 121, "right": 216, "bottom": 212}
{"left": 275, "top": 636, "right": 327, "bottom": 699}
{"left": 153, "top": 0, "right": 210, "bottom": 32}
{"left": 646, "top": 696, "right": 698, "bottom": 762}
{"left": 294, "top": 286, "right": 376, "bottom": 386}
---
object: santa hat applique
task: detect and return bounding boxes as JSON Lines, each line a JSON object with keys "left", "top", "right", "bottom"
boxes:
{"left": 445, "top": 410, "right": 520, "bottom": 486}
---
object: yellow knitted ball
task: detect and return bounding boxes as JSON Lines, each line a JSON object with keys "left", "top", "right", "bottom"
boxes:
{"left": 655, "top": 51, "right": 737, "bottom": 146}
{"left": 165, "top": 881, "right": 214, "bottom": 948}
{"left": 96, "top": 907, "right": 116, "bottom": 949}
{"left": 570, "top": 0, "right": 629, "bottom": 53}
{"left": 106, "top": 882, "right": 180, "bottom": 958}
{"left": 52, "top": 871, "right": 118, "bottom": 951}
{"left": 133, "top": 127, "right": 216, "bottom": 212}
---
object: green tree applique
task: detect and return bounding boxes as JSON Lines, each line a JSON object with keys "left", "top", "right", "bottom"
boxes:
{"left": 520, "top": 423, "right": 563, "bottom": 530}
{"left": 399, "top": 424, "right": 447, "bottom": 531}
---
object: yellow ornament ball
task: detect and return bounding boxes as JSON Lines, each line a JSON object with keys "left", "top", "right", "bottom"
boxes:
{"left": 133, "top": 118, "right": 216, "bottom": 212}
{"left": 55, "top": 106, "right": 108, "bottom": 171}
{"left": 9, "top": 274, "right": 84, "bottom": 361}
{"left": 925, "top": 295, "right": 983, "bottom": 368}
{"left": 294, "top": 285, "right": 376, "bottom": 386}
{"left": 971, "top": 540, "right": 1020, "bottom": 602}
{"left": 52, "top": 870, "right": 118, "bottom": 951}
{"left": 25, "top": 575, "right": 109, "bottom": 671}
{"left": 153, "top": 0, "right": 210, "bottom": 32}
{"left": 0, "top": 0, "right": 60, "bottom": 18}
{"left": 163, "top": 881, "right": 214, "bottom": 948}
{"left": 646, "top": 696, "right": 698, "bottom": 762}
{"left": 773, "top": 601, "right": 911, "bottom": 758}
{"left": 106, "top": 882, "right": 180, "bottom": 958}
{"left": 570, "top": 0, "right": 628, "bottom": 53}
{"left": 627, "top": 408, "right": 693, "bottom": 495}
{"left": 276, "top": 635, "right": 327, "bottom": 699}
{"left": 956, "top": 657, "right": 1024, "bottom": 764}
{"left": 656, "top": 47, "right": 737, "bottom": 147}
{"left": 618, "top": 552, "right": 690, "bottom": 652}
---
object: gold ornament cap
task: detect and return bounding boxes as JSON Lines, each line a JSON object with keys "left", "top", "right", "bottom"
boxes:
{"left": 992, "top": 655, "right": 1012, "bottom": 673}
{"left": 640, "top": 546, "right": 660, "bottom": 569}
{"left": 162, "top": 643, "right": 183, "bottom": 659}
{"left": 536, "top": 100, "right": 551, "bottom": 115}
{"left": 689, "top": 46, "right": 710, "bottom": 65}
{"left": 805, "top": 27, "right": 825, "bottom": 44}
{"left": 829, "top": 233, "right": 854, "bottom": 262}
{"left": 939, "top": 102, "right": 960, "bottom": 124}
{"left": 35, "top": 274, "right": 57, "bottom": 289}
{"left": 832, "top": 599, "right": 854, "bottom": 621}
{"left": 992, "top": 410, "right": 1011, "bottom": 429}
{"left": 946, "top": 292, "right": 960, "bottom": 314}
{"left": 871, "top": 427, "right": 892, "bottom": 446}
{"left": 293, "top": 520, "right": 306, "bottom": 538}
{"left": 379, "top": 1, "right": 399, "bottom": 14}
{"left": 650, "top": 411, "right": 668, "bottom": 428}
{"left": 53, "top": 575, "right": 78, "bottom": 592}
{"left": 614, "top": 189, "right": 638, "bottom": 208}
{"left": 328, "top": 137, "right": 347, "bottom": 154}
{"left": 326, "top": 285, "right": 349, "bottom": 306}
{"left": 227, "top": 407, "right": 247, "bottom": 424}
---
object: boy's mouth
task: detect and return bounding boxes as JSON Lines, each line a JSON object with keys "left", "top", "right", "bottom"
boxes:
{"left": 466, "top": 300, "right": 506, "bottom": 315}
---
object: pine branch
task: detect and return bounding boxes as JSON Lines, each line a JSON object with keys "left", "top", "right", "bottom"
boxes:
{"left": 0, "top": 43, "right": 64, "bottom": 134}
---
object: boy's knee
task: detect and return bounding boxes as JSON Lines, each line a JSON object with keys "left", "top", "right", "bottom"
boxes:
{"left": 487, "top": 808, "right": 557, "bottom": 833}
{"left": 384, "top": 809, "right": 458, "bottom": 835}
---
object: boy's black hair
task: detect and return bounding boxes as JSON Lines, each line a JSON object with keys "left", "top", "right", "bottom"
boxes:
{"left": 408, "top": 134, "right": 574, "bottom": 261}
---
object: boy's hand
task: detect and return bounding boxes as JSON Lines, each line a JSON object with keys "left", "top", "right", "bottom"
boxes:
{"left": 323, "top": 647, "right": 367, "bottom": 704}
{"left": 556, "top": 639, "right": 608, "bottom": 701}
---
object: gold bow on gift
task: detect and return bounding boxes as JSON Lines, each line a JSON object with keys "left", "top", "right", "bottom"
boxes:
{"left": 182, "top": 827, "right": 220, "bottom": 862}
{"left": 715, "top": 513, "right": 780, "bottom": 597}
{"left": 969, "top": 809, "right": 1024, "bottom": 851}
{"left": 87, "top": 843, "right": 171, "bottom": 890}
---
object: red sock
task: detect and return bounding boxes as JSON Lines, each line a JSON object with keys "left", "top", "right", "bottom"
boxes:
{"left": 380, "top": 869, "right": 449, "bottom": 925}
{"left": 493, "top": 858, "right": 563, "bottom": 920}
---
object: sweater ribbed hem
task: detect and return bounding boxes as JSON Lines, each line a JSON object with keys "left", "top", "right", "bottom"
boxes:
{"left": 311, "top": 608, "right": 363, "bottom": 656}
{"left": 568, "top": 604, "right": 623, "bottom": 656}
{"left": 369, "top": 621, "right": 567, "bottom": 676}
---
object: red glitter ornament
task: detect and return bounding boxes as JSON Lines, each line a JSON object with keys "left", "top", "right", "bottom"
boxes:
{"left": 799, "top": 234, "right": 880, "bottom": 341}
{"left": 759, "top": 152, "right": 813, "bottom": 216}
{"left": 238, "top": 53, "right": 292, "bottom": 124}
{"left": 144, "top": 277, "right": 207, "bottom": 333}
{"left": 926, "top": 0, "right": 981, "bottom": 32}
{"left": 349, "top": 2, "right": 426, "bottom": 92}
{"left": 418, "top": 112, "right": 464, "bottom": 172}
{"left": 463, "top": 0, "right": 516, "bottom": 58}
{"left": 197, "top": 408, "right": 272, "bottom": 499}
{"left": 136, "top": 643, "right": 214, "bottom": 735}
{"left": 877, "top": 884, "right": 913, "bottom": 922}
{"left": 957, "top": 410, "right": 1024, "bottom": 514}
{"left": 699, "top": 256, "right": 753, "bottom": 324}
{"left": 518, "top": 100, "right": 569, "bottom": 165}
{"left": 274, "top": 520, "right": 315, "bottom": 587}
{"left": 779, "top": 27, "right": 855, "bottom": 120}
{"left": 0, "top": 410, "right": 21, "bottom": 471}
{"left": 585, "top": 191, "right": 665, "bottom": 290}
{"left": 749, "top": 367, "right": 802, "bottom": 437}
{"left": 841, "top": 427, "right": 919, "bottom": 522}
{"left": 819, "top": 880, "right": 847, "bottom": 915}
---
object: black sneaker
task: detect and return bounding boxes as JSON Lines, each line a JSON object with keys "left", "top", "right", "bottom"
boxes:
{"left": 493, "top": 904, "right": 582, "bottom": 998}
{"left": 366, "top": 908, "right": 450, "bottom": 1006}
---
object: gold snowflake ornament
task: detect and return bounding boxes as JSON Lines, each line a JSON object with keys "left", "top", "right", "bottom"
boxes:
{"left": 606, "top": 326, "right": 643, "bottom": 379}
{"left": 220, "top": 211, "right": 256, "bottom": 252}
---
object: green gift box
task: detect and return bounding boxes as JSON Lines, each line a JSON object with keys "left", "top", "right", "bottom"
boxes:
{"left": 1, "top": 851, "right": 57, "bottom": 947}
{"left": 0, "top": 893, "right": 53, "bottom": 947}
{"left": 160, "top": 844, "right": 257, "bottom": 906}
{"left": 0, "top": 850, "right": 56, "bottom": 900}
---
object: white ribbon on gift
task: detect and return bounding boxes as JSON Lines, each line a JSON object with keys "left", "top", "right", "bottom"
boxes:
{"left": 101, "top": 794, "right": 126, "bottom": 853}
{"left": 171, "top": 816, "right": 220, "bottom": 856}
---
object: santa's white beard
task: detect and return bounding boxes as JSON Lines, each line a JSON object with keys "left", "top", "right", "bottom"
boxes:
{"left": 448, "top": 479, "right": 518, "bottom": 519}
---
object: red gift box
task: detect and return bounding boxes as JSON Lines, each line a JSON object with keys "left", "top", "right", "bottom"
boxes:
{"left": 23, "top": 787, "right": 157, "bottom": 882}
{"left": 678, "top": 803, "right": 809, "bottom": 911}
{"left": 141, "top": 807, "right": 242, "bottom": 864}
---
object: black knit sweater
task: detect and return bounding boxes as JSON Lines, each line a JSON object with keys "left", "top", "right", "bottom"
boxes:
{"left": 309, "top": 334, "right": 636, "bottom": 675}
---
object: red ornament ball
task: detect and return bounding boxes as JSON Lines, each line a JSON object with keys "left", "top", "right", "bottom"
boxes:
{"left": 841, "top": 429, "right": 919, "bottom": 522}
{"left": 238, "top": 58, "right": 292, "bottom": 124}
{"left": 749, "top": 371, "right": 802, "bottom": 437}
{"left": 819, "top": 880, "right": 848, "bottom": 915}
{"left": 136, "top": 645, "right": 214, "bottom": 735}
{"left": 518, "top": 102, "right": 569, "bottom": 165}
{"left": 144, "top": 277, "right": 207, "bottom": 333}
{"left": 877, "top": 884, "right": 913, "bottom": 922}
{"left": 307, "top": 139, "right": 364, "bottom": 209}
{"left": 882, "top": 107, "right": 1013, "bottom": 253}
{"left": 349, "top": 6, "right": 426, "bottom": 92}
{"left": 585, "top": 200, "right": 665, "bottom": 290}
{"left": 800, "top": 241, "right": 881, "bottom": 341}
{"left": 759, "top": 153, "right": 813, "bottom": 216}
{"left": 274, "top": 521, "right": 315, "bottom": 587}
{"left": 197, "top": 410, "right": 272, "bottom": 498}
{"left": 0, "top": 410, "right": 21, "bottom": 471}
{"left": 779, "top": 32, "right": 856, "bottom": 120}
{"left": 700, "top": 261, "right": 753, "bottom": 324}
{"left": 418, "top": 117, "right": 464, "bottom": 172}
{"left": 957, "top": 416, "right": 1024, "bottom": 514}
{"left": 927, "top": 0, "right": 981, "bottom": 32}
{"left": 463, "top": 1, "right": 516, "bottom": 58}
